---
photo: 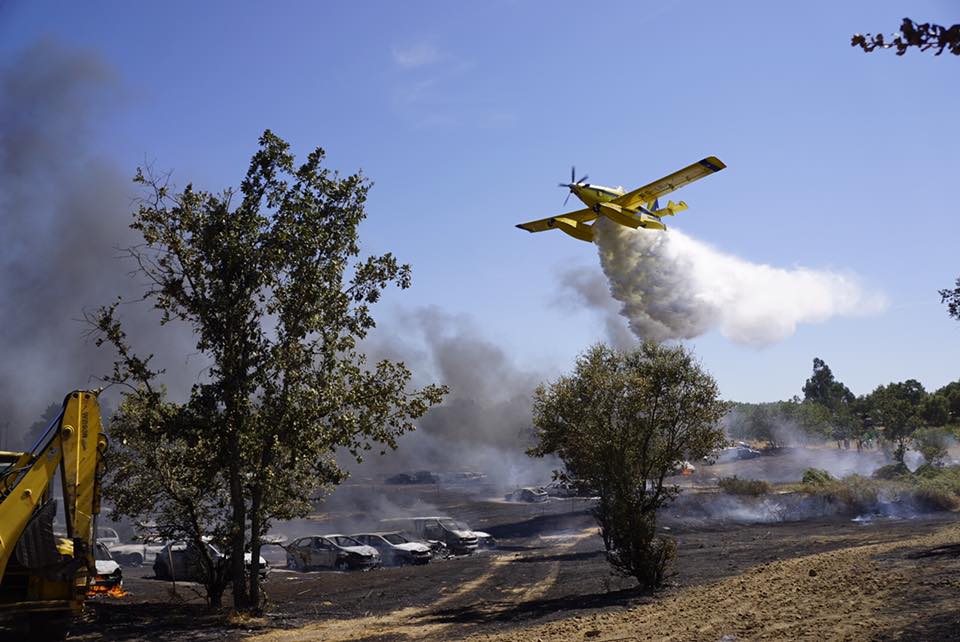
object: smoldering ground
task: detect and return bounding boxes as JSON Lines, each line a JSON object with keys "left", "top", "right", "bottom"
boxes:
{"left": 0, "top": 40, "right": 197, "bottom": 445}
{"left": 580, "top": 218, "right": 888, "bottom": 346}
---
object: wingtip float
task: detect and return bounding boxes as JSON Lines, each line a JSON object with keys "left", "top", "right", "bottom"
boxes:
{"left": 516, "top": 156, "right": 726, "bottom": 243}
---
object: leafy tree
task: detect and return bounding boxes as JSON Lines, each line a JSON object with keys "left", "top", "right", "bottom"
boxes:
{"left": 724, "top": 399, "right": 831, "bottom": 447}
{"left": 93, "top": 131, "right": 446, "bottom": 610}
{"left": 934, "top": 380, "right": 960, "bottom": 423}
{"left": 913, "top": 427, "right": 950, "bottom": 466}
{"left": 920, "top": 394, "right": 950, "bottom": 427}
{"left": 528, "top": 342, "right": 726, "bottom": 588}
{"left": 852, "top": 18, "right": 960, "bottom": 56}
{"left": 940, "top": 277, "right": 960, "bottom": 321}
{"left": 849, "top": 395, "right": 879, "bottom": 451}
{"left": 802, "top": 358, "right": 857, "bottom": 447}
{"left": 107, "top": 391, "right": 233, "bottom": 605}
{"left": 867, "top": 380, "right": 926, "bottom": 462}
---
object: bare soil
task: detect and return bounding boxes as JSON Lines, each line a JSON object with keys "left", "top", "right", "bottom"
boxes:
{"left": 69, "top": 478, "right": 960, "bottom": 642}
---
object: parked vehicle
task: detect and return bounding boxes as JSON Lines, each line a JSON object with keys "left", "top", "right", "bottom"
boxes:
{"left": 544, "top": 479, "right": 597, "bottom": 497}
{"left": 543, "top": 481, "right": 577, "bottom": 498}
{"left": 671, "top": 461, "right": 696, "bottom": 476}
{"left": 378, "top": 516, "right": 494, "bottom": 553}
{"left": 385, "top": 470, "right": 439, "bottom": 485}
{"left": 96, "top": 527, "right": 121, "bottom": 547}
{"left": 704, "top": 442, "right": 762, "bottom": 465}
{"left": 285, "top": 535, "right": 380, "bottom": 571}
{"left": 438, "top": 471, "right": 487, "bottom": 484}
{"left": 505, "top": 486, "right": 549, "bottom": 503}
{"left": 153, "top": 541, "right": 269, "bottom": 582}
{"left": 352, "top": 532, "right": 431, "bottom": 566}
{"left": 106, "top": 537, "right": 165, "bottom": 567}
{"left": 91, "top": 542, "right": 123, "bottom": 590}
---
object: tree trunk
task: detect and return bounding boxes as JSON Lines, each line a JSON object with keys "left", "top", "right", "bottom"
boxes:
{"left": 248, "top": 483, "right": 263, "bottom": 613}
{"left": 209, "top": 584, "right": 223, "bottom": 609}
{"left": 228, "top": 444, "right": 248, "bottom": 610}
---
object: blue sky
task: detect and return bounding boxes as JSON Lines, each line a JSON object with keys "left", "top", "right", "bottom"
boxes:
{"left": 2, "top": 1, "right": 958, "bottom": 402}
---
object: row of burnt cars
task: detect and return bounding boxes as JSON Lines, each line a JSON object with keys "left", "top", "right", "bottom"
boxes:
{"left": 95, "top": 515, "right": 495, "bottom": 583}
{"left": 285, "top": 515, "right": 495, "bottom": 570}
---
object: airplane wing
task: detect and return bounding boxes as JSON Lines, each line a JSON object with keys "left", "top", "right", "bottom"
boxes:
{"left": 515, "top": 207, "right": 597, "bottom": 233}
{"left": 612, "top": 156, "right": 726, "bottom": 211}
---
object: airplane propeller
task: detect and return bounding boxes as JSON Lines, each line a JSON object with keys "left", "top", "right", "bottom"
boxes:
{"left": 559, "top": 166, "right": 589, "bottom": 206}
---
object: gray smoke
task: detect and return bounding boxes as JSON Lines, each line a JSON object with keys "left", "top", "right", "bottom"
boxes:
{"left": 351, "top": 307, "right": 560, "bottom": 489}
{"left": 554, "top": 267, "right": 636, "bottom": 351}
{"left": 592, "top": 218, "right": 888, "bottom": 346}
{"left": 0, "top": 40, "right": 194, "bottom": 446}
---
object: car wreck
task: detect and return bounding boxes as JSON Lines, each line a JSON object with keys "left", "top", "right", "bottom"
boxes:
{"left": 91, "top": 542, "right": 123, "bottom": 591}
{"left": 505, "top": 486, "right": 549, "bottom": 503}
{"left": 153, "top": 541, "right": 269, "bottom": 582}
{"left": 285, "top": 535, "right": 381, "bottom": 571}
{"left": 379, "top": 516, "right": 495, "bottom": 553}
{"left": 385, "top": 470, "right": 439, "bottom": 485}
{"left": 352, "top": 532, "right": 431, "bottom": 566}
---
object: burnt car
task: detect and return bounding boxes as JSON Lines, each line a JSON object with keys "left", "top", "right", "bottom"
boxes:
{"left": 505, "top": 486, "right": 549, "bottom": 503}
{"left": 545, "top": 479, "right": 598, "bottom": 497}
{"left": 285, "top": 535, "right": 380, "bottom": 571}
{"left": 671, "top": 460, "right": 696, "bottom": 476}
{"left": 352, "top": 532, "right": 431, "bottom": 566}
{"left": 91, "top": 542, "right": 123, "bottom": 590}
{"left": 385, "top": 470, "right": 439, "bottom": 485}
{"left": 543, "top": 481, "right": 577, "bottom": 498}
{"left": 379, "top": 516, "right": 494, "bottom": 553}
{"left": 153, "top": 541, "right": 269, "bottom": 582}
{"left": 704, "top": 442, "right": 762, "bottom": 465}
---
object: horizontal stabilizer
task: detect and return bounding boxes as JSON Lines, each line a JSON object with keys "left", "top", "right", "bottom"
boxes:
{"left": 516, "top": 207, "right": 598, "bottom": 234}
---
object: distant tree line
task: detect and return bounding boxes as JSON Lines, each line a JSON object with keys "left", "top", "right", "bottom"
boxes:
{"left": 726, "top": 358, "right": 960, "bottom": 465}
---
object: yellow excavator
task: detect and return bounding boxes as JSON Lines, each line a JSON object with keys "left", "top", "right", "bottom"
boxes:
{"left": 0, "top": 390, "right": 107, "bottom": 640}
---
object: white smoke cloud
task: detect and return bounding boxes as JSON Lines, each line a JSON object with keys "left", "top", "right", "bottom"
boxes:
{"left": 593, "top": 218, "right": 888, "bottom": 346}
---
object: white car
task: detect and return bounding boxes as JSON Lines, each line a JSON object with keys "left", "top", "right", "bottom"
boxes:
{"left": 106, "top": 540, "right": 165, "bottom": 567}
{"left": 97, "top": 526, "right": 121, "bottom": 547}
{"left": 352, "top": 532, "right": 431, "bottom": 566}
{"left": 92, "top": 542, "right": 123, "bottom": 589}
{"left": 153, "top": 541, "right": 269, "bottom": 582}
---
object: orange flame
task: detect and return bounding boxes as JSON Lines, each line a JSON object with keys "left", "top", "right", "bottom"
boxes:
{"left": 88, "top": 584, "right": 128, "bottom": 598}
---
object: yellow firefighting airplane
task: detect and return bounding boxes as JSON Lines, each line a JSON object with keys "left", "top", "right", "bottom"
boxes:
{"left": 516, "top": 156, "right": 726, "bottom": 242}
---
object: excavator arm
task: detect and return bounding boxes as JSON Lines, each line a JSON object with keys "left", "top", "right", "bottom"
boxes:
{"left": 0, "top": 390, "right": 107, "bottom": 638}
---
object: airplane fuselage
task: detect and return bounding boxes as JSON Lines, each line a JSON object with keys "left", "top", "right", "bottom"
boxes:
{"left": 569, "top": 184, "right": 624, "bottom": 208}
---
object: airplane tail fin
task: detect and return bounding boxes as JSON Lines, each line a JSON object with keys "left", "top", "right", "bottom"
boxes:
{"left": 666, "top": 200, "right": 688, "bottom": 215}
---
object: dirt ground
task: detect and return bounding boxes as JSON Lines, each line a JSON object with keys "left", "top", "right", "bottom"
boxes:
{"left": 70, "top": 478, "right": 960, "bottom": 642}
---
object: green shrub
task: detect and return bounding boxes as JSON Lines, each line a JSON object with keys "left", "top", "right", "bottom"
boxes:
{"left": 914, "top": 477, "right": 960, "bottom": 511}
{"left": 718, "top": 476, "right": 770, "bottom": 496}
{"left": 804, "top": 467, "right": 960, "bottom": 514}
{"left": 801, "top": 468, "right": 833, "bottom": 485}
{"left": 801, "top": 475, "right": 889, "bottom": 513}
{"left": 872, "top": 463, "right": 911, "bottom": 480}
{"left": 914, "top": 463, "right": 942, "bottom": 479}
{"left": 828, "top": 475, "right": 884, "bottom": 512}
{"left": 913, "top": 427, "right": 950, "bottom": 466}
{"left": 597, "top": 499, "right": 677, "bottom": 588}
